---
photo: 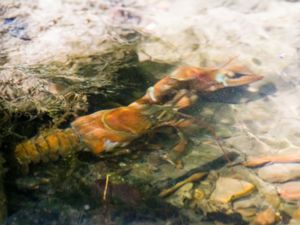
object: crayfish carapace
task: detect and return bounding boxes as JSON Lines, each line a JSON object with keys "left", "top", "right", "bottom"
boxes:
{"left": 15, "top": 63, "right": 263, "bottom": 167}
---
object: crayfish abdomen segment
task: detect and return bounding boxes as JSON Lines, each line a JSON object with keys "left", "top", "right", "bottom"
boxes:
{"left": 15, "top": 128, "right": 80, "bottom": 166}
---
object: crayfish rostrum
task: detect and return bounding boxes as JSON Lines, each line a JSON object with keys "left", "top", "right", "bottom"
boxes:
{"left": 15, "top": 63, "right": 263, "bottom": 167}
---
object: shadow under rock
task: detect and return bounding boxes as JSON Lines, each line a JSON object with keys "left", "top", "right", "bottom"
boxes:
{"left": 202, "top": 82, "right": 277, "bottom": 104}
{"left": 157, "top": 152, "right": 239, "bottom": 190}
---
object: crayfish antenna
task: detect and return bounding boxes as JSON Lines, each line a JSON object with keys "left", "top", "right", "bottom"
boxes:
{"left": 219, "top": 55, "right": 239, "bottom": 69}
{"left": 219, "top": 56, "right": 259, "bottom": 76}
{"left": 175, "top": 111, "right": 234, "bottom": 167}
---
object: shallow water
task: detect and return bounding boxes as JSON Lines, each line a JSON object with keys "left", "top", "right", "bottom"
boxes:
{"left": 1, "top": 0, "right": 300, "bottom": 224}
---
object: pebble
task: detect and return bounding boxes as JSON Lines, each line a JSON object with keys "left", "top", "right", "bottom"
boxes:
{"left": 252, "top": 208, "right": 279, "bottom": 225}
{"left": 210, "top": 177, "right": 255, "bottom": 204}
{"left": 277, "top": 181, "right": 300, "bottom": 201}
{"left": 293, "top": 206, "right": 300, "bottom": 219}
{"left": 257, "top": 163, "right": 300, "bottom": 183}
{"left": 244, "top": 154, "right": 300, "bottom": 167}
{"left": 233, "top": 196, "right": 259, "bottom": 219}
{"left": 193, "top": 188, "right": 205, "bottom": 201}
{"left": 166, "top": 183, "right": 193, "bottom": 207}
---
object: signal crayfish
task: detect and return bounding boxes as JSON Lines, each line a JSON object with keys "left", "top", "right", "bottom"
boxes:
{"left": 15, "top": 62, "right": 263, "bottom": 169}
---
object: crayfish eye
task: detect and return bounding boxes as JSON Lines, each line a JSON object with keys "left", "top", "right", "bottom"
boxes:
{"left": 215, "top": 73, "right": 227, "bottom": 84}
{"left": 231, "top": 72, "right": 244, "bottom": 78}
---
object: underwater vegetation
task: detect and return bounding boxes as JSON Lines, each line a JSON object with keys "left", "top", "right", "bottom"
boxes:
{"left": 0, "top": 43, "right": 149, "bottom": 224}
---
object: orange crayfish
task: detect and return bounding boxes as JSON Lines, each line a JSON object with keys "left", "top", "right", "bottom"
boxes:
{"left": 15, "top": 63, "right": 263, "bottom": 167}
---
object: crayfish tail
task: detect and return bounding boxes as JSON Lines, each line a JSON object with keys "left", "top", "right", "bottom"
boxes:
{"left": 15, "top": 128, "right": 80, "bottom": 166}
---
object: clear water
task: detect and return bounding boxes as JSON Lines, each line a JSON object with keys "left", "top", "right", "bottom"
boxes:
{"left": 1, "top": 0, "right": 300, "bottom": 224}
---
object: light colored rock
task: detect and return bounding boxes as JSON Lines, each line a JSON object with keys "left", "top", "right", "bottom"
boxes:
{"left": 227, "top": 165, "right": 281, "bottom": 209}
{"left": 252, "top": 208, "right": 279, "bottom": 225}
{"left": 1, "top": 1, "right": 105, "bottom": 65}
{"left": 244, "top": 153, "right": 300, "bottom": 167}
{"left": 257, "top": 163, "right": 300, "bottom": 183}
{"left": 279, "top": 202, "right": 298, "bottom": 218}
{"left": 288, "top": 219, "right": 300, "bottom": 225}
{"left": 293, "top": 206, "right": 300, "bottom": 220}
{"left": 193, "top": 188, "right": 205, "bottom": 201}
{"left": 277, "top": 181, "right": 300, "bottom": 201}
{"left": 233, "top": 195, "right": 261, "bottom": 220}
{"left": 210, "top": 177, "right": 255, "bottom": 204}
{"left": 225, "top": 134, "right": 271, "bottom": 155}
{"left": 166, "top": 182, "right": 194, "bottom": 207}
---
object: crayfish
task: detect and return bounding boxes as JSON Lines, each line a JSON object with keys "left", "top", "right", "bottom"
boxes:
{"left": 15, "top": 62, "right": 263, "bottom": 168}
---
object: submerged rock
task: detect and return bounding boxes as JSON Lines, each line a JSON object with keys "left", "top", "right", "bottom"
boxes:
{"left": 277, "top": 181, "right": 300, "bottom": 201}
{"left": 257, "top": 163, "right": 300, "bottom": 183}
{"left": 252, "top": 208, "right": 279, "bottom": 225}
{"left": 0, "top": 47, "right": 147, "bottom": 168}
{"left": 289, "top": 219, "right": 300, "bottom": 225}
{"left": 5, "top": 199, "right": 88, "bottom": 225}
{"left": 166, "top": 182, "right": 193, "bottom": 207}
{"left": 293, "top": 206, "right": 300, "bottom": 219}
{"left": 210, "top": 177, "right": 255, "bottom": 204}
{"left": 233, "top": 196, "right": 260, "bottom": 220}
{"left": 288, "top": 207, "right": 300, "bottom": 225}
{"left": 193, "top": 188, "right": 205, "bottom": 201}
{"left": 231, "top": 166, "right": 281, "bottom": 209}
{"left": 244, "top": 154, "right": 300, "bottom": 167}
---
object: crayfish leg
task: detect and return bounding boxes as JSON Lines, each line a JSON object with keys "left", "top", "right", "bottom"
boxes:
{"left": 175, "top": 114, "right": 232, "bottom": 166}
{"left": 167, "top": 89, "right": 198, "bottom": 110}
{"left": 162, "top": 128, "right": 188, "bottom": 169}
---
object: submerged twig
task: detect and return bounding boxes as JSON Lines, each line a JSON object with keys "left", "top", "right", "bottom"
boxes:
{"left": 103, "top": 174, "right": 111, "bottom": 201}
{"left": 159, "top": 172, "right": 207, "bottom": 198}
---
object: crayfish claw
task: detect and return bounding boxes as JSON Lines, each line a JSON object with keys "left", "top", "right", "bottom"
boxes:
{"left": 222, "top": 70, "right": 263, "bottom": 88}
